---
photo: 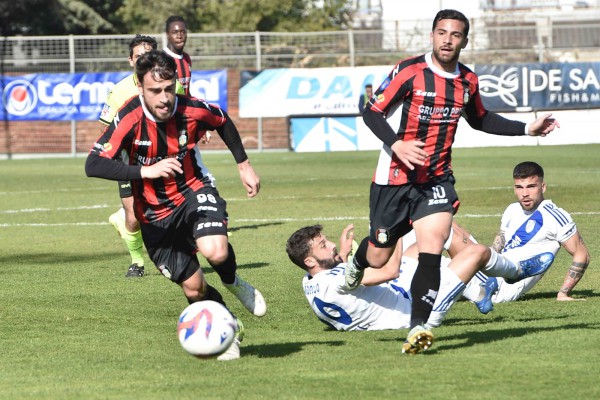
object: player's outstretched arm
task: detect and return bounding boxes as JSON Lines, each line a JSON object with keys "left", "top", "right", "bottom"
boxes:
{"left": 237, "top": 159, "right": 260, "bottom": 198}
{"left": 557, "top": 231, "right": 590, "bottom": 301}
{"left": 527, "top": 113, "right": 560, "bottom": 137}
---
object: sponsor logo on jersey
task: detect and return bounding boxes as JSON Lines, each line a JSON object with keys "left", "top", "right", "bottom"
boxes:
{"left": 415, "top": 89, "right": 437, "bottom": 97}
{"left": 103, "top": 143, "right": 113, "bottom": 151}
{"left": 379, "top": 77, "right": 391, "bottom": 91}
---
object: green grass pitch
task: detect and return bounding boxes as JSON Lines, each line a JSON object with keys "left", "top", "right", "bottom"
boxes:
{"left": 0, "top": 144, "right": 598, "bottom": 399}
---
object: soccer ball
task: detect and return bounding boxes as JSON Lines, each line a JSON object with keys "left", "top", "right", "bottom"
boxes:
{"left": 177, "top": 300, "right": 236, "bottom": 358}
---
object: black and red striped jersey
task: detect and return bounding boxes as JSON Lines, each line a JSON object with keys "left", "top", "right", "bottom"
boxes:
{"left": 91, "top": 95, "right": 225, "bottom": 223}
{"left": 163, "top": 48, "right": 192, "bottom": 96}
{"left": 367, "top": 52, "right": 488, "bottom": 185}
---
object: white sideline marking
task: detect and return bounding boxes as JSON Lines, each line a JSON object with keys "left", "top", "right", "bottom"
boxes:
{"left": 1, "top": 212, "right": 599, "bottom": 228}
{"left": 1, "top": 204, "right": 110, "bottom": 214}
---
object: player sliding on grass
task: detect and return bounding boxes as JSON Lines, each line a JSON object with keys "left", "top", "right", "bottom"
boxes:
{"left": 86, "top": 50, "right": 266, "bottom": 360}
{"left": 286, "top": 221, "right": 551, "bottom": 338}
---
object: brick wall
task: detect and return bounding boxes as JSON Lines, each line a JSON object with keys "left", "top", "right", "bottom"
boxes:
{"left": 0, "top": 69, "right": 290, "bottom": 156}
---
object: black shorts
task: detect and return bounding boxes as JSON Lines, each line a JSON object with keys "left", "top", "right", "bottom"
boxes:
{"left": 368, "top": 176, "right": 459, "bottom": 248}
{"left": 140, "top": 187, "right": 229, "bottom": 284}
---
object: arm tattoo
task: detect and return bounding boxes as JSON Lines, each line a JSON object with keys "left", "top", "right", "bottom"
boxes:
{"left": 491, "top": 231, "right": 505, "bottom": 253}
{"left": 559, "top": 261, "right": 589, "bottom": 294}
{"left": 461, "top": 233, "right": 469, "bottom": 244}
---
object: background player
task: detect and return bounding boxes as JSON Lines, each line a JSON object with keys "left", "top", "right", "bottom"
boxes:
{"left": 163, "top": 15, "right": 191, "bottom": 96}
{"left": 99, "top": 34, "right": 158, "bottom": 278}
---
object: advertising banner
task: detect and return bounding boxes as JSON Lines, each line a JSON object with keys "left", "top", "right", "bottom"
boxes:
{"left": 290, "top": 115, "right": 382, "bottom": 152}
{"left": 0, "top": 69, "right": 228, "bottom": 121}
{"left": 239, "top": 66, "right": 393, "bottom": 118}
{"left": 475, "top": 62, "right": 600, "bottom": 111}
{"left": 242, "top": 62, "right": 600, "bottom": 118}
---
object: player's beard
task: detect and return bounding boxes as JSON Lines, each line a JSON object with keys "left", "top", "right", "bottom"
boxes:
{"left": 432, "top": 46, "right": 460, "bottom": 70}
{"left": 316, "top": 253, "right": 342, "bottom": 270}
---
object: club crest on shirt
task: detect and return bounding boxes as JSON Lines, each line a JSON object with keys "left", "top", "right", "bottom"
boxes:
{"left": 178, "top": 130, "right": 188, "bottom": 148}
{"left": 463, "top": 91, "right": 470, "bottom": 104}
{"left": 376, "top": 228, "right": 389, "bottom": 244}
{"left": 526, "top": 219, "right": 536, "bottom": 233}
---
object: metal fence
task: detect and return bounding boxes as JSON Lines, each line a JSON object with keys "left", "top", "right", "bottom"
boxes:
{"left": 2, "top": 13, "right": 600, "bottom": 157}
{"left": 2, "top": 16, "right": 600, "bottom": 75}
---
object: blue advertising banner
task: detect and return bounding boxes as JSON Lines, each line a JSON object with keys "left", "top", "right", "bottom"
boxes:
{"left": 0, "top": 70, "right": 228, "bottom": 121}
{"left": 475, "top": 62, "right": 600, "bottom": 112}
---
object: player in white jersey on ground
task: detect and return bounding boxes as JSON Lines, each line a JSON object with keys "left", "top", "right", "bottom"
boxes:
{"left": 285, "top": 221, "right": 547, "bottom": 335}
{"left": 459, "top": 161, "right": 590, "bottom": 313}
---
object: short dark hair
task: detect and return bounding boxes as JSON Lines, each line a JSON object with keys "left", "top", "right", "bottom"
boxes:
{"left": 513, "top": 161, "right": 544, "bottom": 180}
{"left": 128, "top": 34, "right": 157, "bottom": 58}
{"left": 135, "top": 50, "right": 177, "bottom": 85}
{"left": 432, "top": 9, "right": 470, "bottom": 37}
{"left": 165, "top": 15, "right": 186, "bottom": 32}
{"left": 286, "top": 225, "right": 323, "bottom": 271}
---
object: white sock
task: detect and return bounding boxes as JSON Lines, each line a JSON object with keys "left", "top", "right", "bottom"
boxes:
{"left": 426, "top": 269, "right": 466, "bottom": 328}
{"left": 482, "top": 249, "right": 520, "bottom": 279}
{"left": 462, "top": 271, "right": 489, "bottom": 302}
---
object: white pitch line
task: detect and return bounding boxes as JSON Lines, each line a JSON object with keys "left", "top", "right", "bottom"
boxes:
{"left": 2, "top": 211, "right": 600, "bottom": 228}
{"left": 0, "top": 204, "right": 111, "bottom": 214}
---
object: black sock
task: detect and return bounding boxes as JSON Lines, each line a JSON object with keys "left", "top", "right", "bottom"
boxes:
{"left": 210, "top": 243, "right": 237, "bottom": 285}
{"left": 352, "top": 237, "right": 370, "bottom": 270}
{"left": 409, "top": 253, "right": 442, "bottom": 328}
{"left": 187, "top": 284, "right": 226, "bottom": 307}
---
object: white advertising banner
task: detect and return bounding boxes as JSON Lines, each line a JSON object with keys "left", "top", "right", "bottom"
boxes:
{"left": 239, "top": 66, "right": 393, "bottom": 118}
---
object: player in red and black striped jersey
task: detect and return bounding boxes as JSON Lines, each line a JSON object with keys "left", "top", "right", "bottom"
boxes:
{"left": 86, "top": 51, "right": 265, "bottom": 359}
{"left": 163, "top": 15, "right": 192, "bottom": 96}
{"left": 345, "top": 9, "right": 560, "bottom": 354}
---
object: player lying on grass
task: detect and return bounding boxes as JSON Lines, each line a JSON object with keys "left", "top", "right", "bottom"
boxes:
{"left": 286, "top": 221, "right": 550, "bottom": 337}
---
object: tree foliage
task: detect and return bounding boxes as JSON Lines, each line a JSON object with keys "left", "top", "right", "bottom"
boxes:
{"left": 0, "top": 0, "right": 123, "bottom": 35}
{"left": 0, "top": 0, "right": 353, "bottom": 36}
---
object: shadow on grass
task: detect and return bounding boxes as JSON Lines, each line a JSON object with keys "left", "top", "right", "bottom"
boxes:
{"left": 519, "top": 290, "right": 597, "bottom": 300}
{"left": 241, "top": 340, "right": 345, "bottom": 358}
{"left": 429, "top": 322, "right": 600, "bottom": 353}
{"left": 201, "top": 262, "right": 270, "bottom": 275}
{"left": 229, "top": 222, "right": 284, "bottom": 233}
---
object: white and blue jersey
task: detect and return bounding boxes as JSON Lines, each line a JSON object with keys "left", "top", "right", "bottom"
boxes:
{"left": 302, "top": 265, "right": 412, "bottom": 331}
{"left": 302, "top": 257, "right": 456, "bottom": 331}
{"left": 500, "top": 199, "right": 576, "bottom": 265}
{"left": 467, "top": 199, "right": 577, "bottom": 303}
